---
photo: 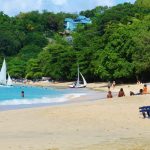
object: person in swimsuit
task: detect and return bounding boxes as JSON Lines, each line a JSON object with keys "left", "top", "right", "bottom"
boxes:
{"left": 21, "top": 90, "right": 24, "bottom": 98}
{"left": 118, "top": 88, "right": 125, "bottom": 97}
{"left": 107, "top": 91, "right": 113, "bottom": 98}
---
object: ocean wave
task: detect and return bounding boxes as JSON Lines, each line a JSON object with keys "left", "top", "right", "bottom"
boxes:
{"left": 0, "top": 93, "right": 86, "bottom": 106}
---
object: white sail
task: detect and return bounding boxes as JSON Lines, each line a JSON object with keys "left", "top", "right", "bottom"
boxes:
{"left": 0, "top": 59, "right": 7, "bottom": 85}
{"left": 69, "top": 65, "right": 87, "bottom": 88}
{"left": 7, "top": 73, "right": 13, "bottom": 86}
{"left": 80, "top": 72, "right": 87, "bottom": 87}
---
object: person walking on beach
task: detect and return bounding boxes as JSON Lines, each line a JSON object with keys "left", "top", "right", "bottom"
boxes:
{"left": 112, "top": 81, "right": 116, "bottom": 89}
{"left": 107, "top": 91, "right": 113, "bottom": 98}
{"left": 118, "top": 88, "right": 125, "bottom": 97}
{"left": 21, "top": 90, "right": 24, "bottom": 98}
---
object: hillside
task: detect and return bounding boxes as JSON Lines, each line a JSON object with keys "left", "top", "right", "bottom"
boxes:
{"left": 0, "top": 3, "right": 150, "bottom": 83}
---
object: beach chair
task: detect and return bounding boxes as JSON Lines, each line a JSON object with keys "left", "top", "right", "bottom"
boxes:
{"left": 139, "top": 106, "right": 150, "bottom": 118}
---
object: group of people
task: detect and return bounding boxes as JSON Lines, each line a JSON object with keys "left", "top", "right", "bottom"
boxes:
{"left": 107, "top": 88, "right": 125, "bottom": 98}
{"left": 130, "top": 84, "right": 149, "bottom": 96}
{"left": 107, "top": 83, "right": 149, "bottom": 99}
{"left": 107, "top": 81, "right": 125, "bottom": 98}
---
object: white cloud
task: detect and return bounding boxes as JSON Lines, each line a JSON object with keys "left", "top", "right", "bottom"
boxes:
{"left": 94, "top": 0, "right": 115, "bottom": 6}
{"left": 0, "top": 0, "right": 43, "bottom": 15}
{"left": 0, "top": 0, "right": 136, "bottom": 16}
{"left": 51, "top": 0, "right": 68, "bottom": 5}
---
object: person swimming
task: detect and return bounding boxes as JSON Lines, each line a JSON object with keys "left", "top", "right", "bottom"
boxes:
{"left": 21, "top": 90, "right": 24, "bottom": 98}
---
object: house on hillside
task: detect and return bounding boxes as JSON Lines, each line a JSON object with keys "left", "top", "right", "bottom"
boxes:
{"left": 64, "top": 15, "right": 92, "bottom": 31}
{"left": 64, "top": 18, "right": 76, "bottom": 31}
{"left": 74, "top": 15, "right": 92, "bottom": 24}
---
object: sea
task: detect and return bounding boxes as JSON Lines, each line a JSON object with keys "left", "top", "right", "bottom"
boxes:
{"left": 0, "top": 85, "right": 107, "bottom": 111}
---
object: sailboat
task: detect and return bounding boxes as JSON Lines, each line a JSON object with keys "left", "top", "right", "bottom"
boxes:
{"left": 0, "top": 59, "right": 6, "bottom": 85}
{"left": 69, "top": 66, "right": 87, "bottom": 88}
{"left": 0, "top": 59, "right": 13, "bottom": 86}
{"left": 7, "top": 73, "right": 13, "bottom": 86}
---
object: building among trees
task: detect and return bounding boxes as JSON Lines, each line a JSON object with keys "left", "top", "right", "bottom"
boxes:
{"left": 64, "top": 15, "right": 92, "bottom": 31}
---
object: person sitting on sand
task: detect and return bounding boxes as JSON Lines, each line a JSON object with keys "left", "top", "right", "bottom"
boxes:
{"left": 130, "top": 89, "right": 143, "bottom": 96}
{"left": 118, "top": 88, "right": 125, "bottom": 97}
{"left": 130, "top": 91, "right": 135, "bottom": 96}
{"left": 143, "top": 84, "right": 148, "bottom": 94}
{"left": 107, "top": 91, "right": 113, "bottom": 98}
{"left": 137, "top": 89, "right": 143, "bottom": 95}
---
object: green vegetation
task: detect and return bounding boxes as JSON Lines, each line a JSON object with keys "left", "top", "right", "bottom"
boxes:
{"left": 0, "top": 0, "right": 150, "bottom": 83}
{"left": 135, "top": 0, "right": 150, "bottom": 8}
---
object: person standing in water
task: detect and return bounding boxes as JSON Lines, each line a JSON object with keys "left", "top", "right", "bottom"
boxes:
{"left": 21, "top": 91, "right": 24, "bottom": 98}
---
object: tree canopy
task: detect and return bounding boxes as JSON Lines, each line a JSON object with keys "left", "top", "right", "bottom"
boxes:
{"left": 0, "top": 2, "right": 150, "bottom": 83}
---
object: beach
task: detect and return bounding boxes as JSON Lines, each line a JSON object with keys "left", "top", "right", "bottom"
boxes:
{"left": 0, "top": 83, "right": 150, "bottom": 150}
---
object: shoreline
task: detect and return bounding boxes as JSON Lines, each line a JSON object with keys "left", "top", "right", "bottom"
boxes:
{"left": 16, "top": 81, "right": 142, "bottom": 92}
{"left": 0, "top": 86, "right": 107, "bottom": 112}
{"left": 0, "top": 81, "right": 147, "bottom": 111}
{"left": 18, "top": 80, "right": 147, "bottom": 95}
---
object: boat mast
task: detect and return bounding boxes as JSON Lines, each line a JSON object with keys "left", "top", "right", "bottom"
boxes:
{"left": 76, "top": 64, "right": 80, "bottom": 86}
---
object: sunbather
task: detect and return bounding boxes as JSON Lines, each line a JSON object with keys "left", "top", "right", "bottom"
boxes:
{"left": 118, "top": 88, "right": 125, "bottom": 97}
{"left": 107, "top": 91, "right": 113, "bottom": 98}
{"left": 130, "top": 89, "right": 143, "bottom": 96}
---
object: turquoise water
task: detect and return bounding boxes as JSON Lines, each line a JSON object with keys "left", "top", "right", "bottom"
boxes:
{"left": 0, "top": 85, "right": 86, "bottom": 106}
{"left": 0, "top": 85, "right": 108, "bottom": 112}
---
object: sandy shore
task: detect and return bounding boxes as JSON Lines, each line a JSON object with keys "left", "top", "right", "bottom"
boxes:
{"left": 24, "top": 80, "right": 145, "bottom": 96}
{"left": 0, "top": 82, "right": 150, "bottom": 150}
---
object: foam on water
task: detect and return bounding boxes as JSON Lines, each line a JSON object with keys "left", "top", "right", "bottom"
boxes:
{"left": 0, "top": 93, "right": 86, "bottom": 105}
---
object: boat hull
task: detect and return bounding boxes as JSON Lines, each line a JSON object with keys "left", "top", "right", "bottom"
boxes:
{"left": 69, "top": 84, "right": 86, "bottom": 88}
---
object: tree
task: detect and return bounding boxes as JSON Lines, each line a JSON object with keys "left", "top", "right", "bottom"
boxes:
{"left": 135, "top": 0, "right": 150, "bottom": 8}
{"left": 18, "top": 44, "right": 42, "bottom": 61}
{"left": 26, "top": 59, "right": 42, "bottom": 79}
{"left": 8, "top": 57, "right": 26, "bottom": 78}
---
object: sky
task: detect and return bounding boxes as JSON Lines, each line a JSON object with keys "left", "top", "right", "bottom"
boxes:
{"left": 0, "top": 0, "right": 136, "bottom": 16}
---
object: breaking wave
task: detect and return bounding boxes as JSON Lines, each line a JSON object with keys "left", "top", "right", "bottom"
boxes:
{"left": 0, "top": 93, "right": 86, "bottom": 106}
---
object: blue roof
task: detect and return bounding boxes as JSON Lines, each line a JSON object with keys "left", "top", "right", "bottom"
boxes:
{"left": 64, "top": 18, "right": 74, "bottom": 22}
{"left": 64, "top": 15, "right": 92, "bottom": 31}
{"left": 77, "top": 15, "right": 86, "bottom": 20}
{"left": 74, "top": 15, "right": 92, "bottom": 24}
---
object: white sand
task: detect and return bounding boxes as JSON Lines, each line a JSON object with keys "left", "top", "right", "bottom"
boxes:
{"left": 0, "top": 83, "right": 150, "bottom": 150}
